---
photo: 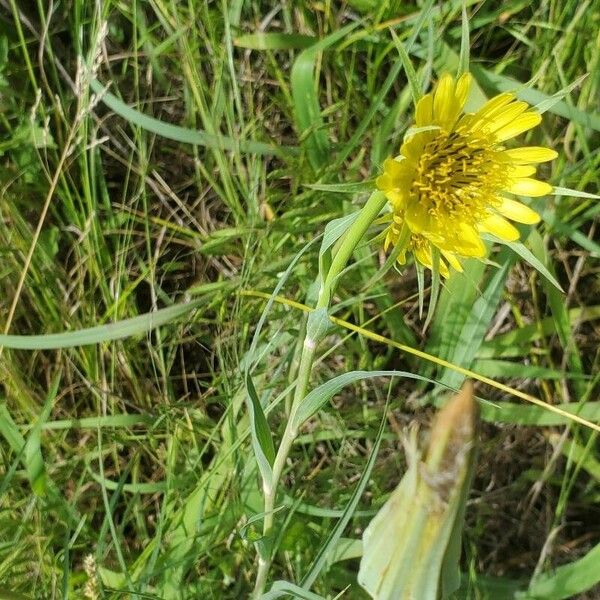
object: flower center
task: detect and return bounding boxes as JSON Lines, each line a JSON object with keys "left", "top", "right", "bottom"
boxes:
{"left": 410, "top": 129, "right": 506, "bottom": 223}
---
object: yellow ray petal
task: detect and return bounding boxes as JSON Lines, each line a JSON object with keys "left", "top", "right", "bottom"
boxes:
{"left": 415, "top": 93, "right": 433, "bottom": 127}
{"left": 486, "top": 101, "right": 529, "bottom": 132}
{"left": 414, "top": 245, "right": 450, "bottom": 277}
{"left": 401, "top": 136, "right": 427, "bottom": 161}
{"left": 396, "top": 251, "right": 408, "bottom": 265}
{"left": 456, "top": 223, "right": 486, "bottom": 257}
{"left": 433, "top": 73, "right": 456, "bottom": 127}
{"left": 384, "top": 233, "right": 392, "bottom": 252}
{"left": 473, "top": 92, "right": 516, "bottom": 121}
{"left": 493, "top": 112, "right": 542, "bottom": 142}
{"left": 496, "top": 197, "right": 540, "bottom": 224}
{"left": 455, "top": 73, "right": 472, "bottom": 110}
{"left": 383, "top": 157, "right": 406, "bottom": 179}
{"left": 480, "top": 214, "right": 520, "bottom": 241}
{"left": 510, "top": 165, "right": 537, "bottom": 178}
{"left": 376, "top": 173, "right": 393, "bottom": 190}
{"left": 508, "top": 177, "right": 553, "bottom": 197}
{"left": 441, "top": 250, "right": 464, "bottom": 273}
{"left": 384, "top": 190, "right": 406, "bottom": 207}
{"left": 439, "top": 230, "right": 485, "bottom": 258}
{"left": 405, "top": 203, "right": 429, "bottom": 233}
{"left": 414, "top": 242, "right": 433, "bottom": 269}
{"left": 438, "top": 258, "right": 450, "bottom": 279}
{"left": 503, "top": 146, "right": 558, "bottom": 164}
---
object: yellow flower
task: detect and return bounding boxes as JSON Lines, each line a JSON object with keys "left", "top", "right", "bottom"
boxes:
{"left": 377, "top": 73, "right": 557, "bottom": 277}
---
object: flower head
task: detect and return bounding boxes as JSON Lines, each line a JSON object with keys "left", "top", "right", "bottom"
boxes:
{"left": 377, "top": 73, "right": 557, "bottom": 277}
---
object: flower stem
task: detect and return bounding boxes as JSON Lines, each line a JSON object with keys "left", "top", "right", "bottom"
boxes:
{"left": 252, "top": 191, "right": 386, "bottom": 598}
{"left": 319, "top": 191, "right": 387, "bottom": 308}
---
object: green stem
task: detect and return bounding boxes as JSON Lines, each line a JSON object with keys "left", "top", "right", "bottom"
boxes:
{"left": 252, "top": 191, "right": 386, "bottom": 598}
{"left": 319, "top": 191, "right": 387, "bottom": 308}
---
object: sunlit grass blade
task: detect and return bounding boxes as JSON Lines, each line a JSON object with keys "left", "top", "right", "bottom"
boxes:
{"left": 434, "top": 258, "right": 512, "bottom": 393}
{"left": 424, "top": 259, "right": 487, "bottom": 374}
{"left": 241, "top": 290, "right": 600, "bottom": 433}
{"left": 41, "top": 414, "right": 153, "bottom": 430}
{"left": 303, "top": 181, "right": 374, "bottom": 193}
{"left": 472, "top": 358, "right": 587, "bottom": 380}
{"left": 478, "top": 305, "right": 600, "bottom": 359}
{"left": 480, "top": 401, "right": 600, "bottom": 427}
{"left": 234, "top": 33, "right": 317, "bottom": 50}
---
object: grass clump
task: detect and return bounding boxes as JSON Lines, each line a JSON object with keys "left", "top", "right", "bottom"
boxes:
{"left": 0, "top": 1, "right": 599, "bottom": 599}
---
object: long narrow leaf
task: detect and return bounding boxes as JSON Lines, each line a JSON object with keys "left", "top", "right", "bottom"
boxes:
{"left": 245, "top": 373, "right": 276, "bottom": 488}
{"left": 91, "top": 80, "right": 296, "bottom": 158}
{"left": 490, "top": 237, "right": 563, "bottom": 291}
{"left": 0, "top": 300, "right": 201, "bottom": 349}
{"left": 293, "top": 370, "right": 448, "bottom": 432}
{"left": 522, "top": 541, "right": 600, "bottom": 599}
{"left": 234, "top": 33, "right": 317, "bottom": 50}
{"left": 262, "top": 581, "right": 326, "bottom": 600}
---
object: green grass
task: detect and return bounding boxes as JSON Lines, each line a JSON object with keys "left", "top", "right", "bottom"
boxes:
{"left": 0, "top": 1, "right": 599, "bottom": 598}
